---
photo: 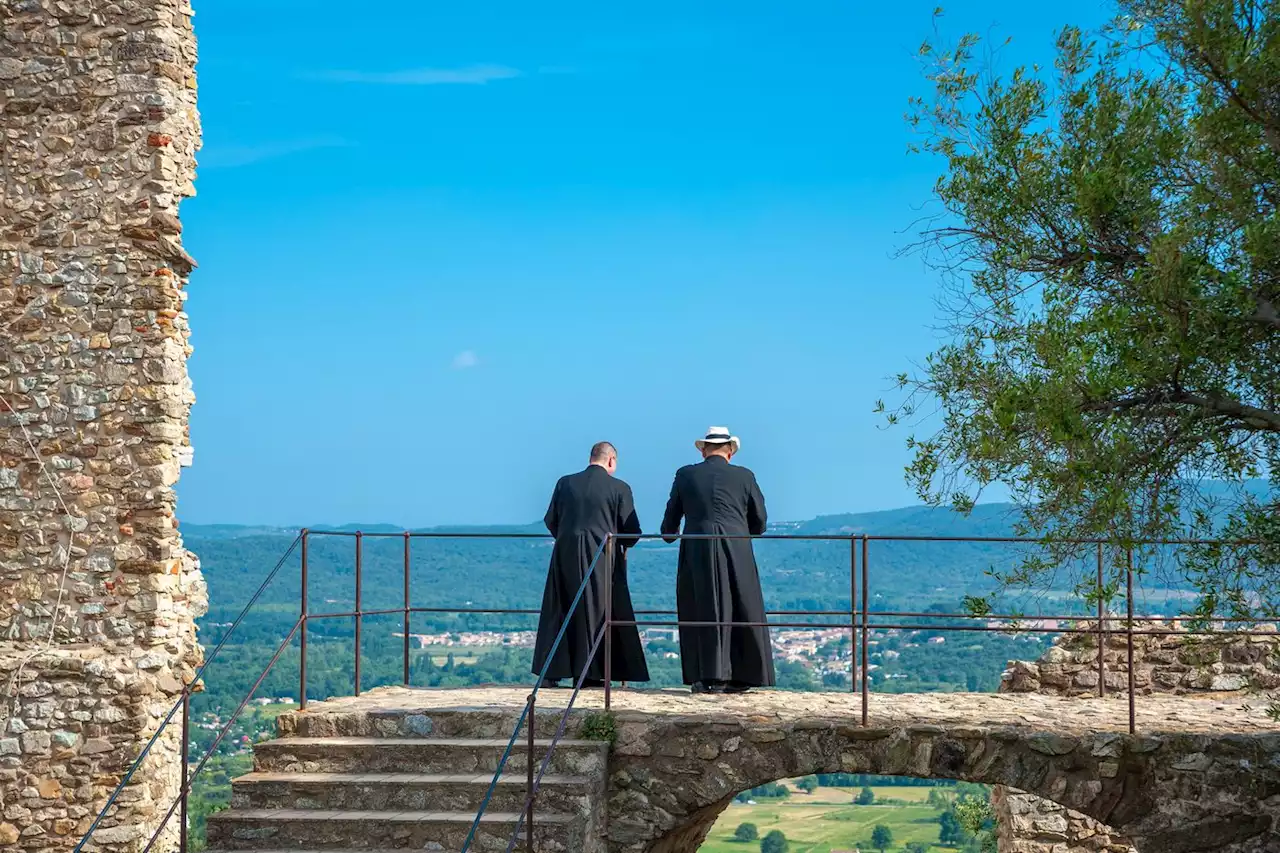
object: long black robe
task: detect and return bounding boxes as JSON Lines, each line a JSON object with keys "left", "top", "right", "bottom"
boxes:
{"left": 661, "top": 456, "right": 775, "bottom": 687}
{"left": 531, "top": 465, "right": 650, "bottom": 683}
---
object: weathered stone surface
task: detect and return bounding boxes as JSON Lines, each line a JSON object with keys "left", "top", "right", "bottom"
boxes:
{"left": 0, "top": 0, "right": 204, "bottom": 850}
{"left": 1001, "top": 620, "right": 1280, "bottom": 700}
{"left": 283, "top": 686, "right": 1280, "bottom": 853}
{"left": 994, "top": 623, "right": 1280, "bottom": 853}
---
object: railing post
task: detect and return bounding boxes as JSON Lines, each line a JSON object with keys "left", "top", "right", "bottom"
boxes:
{"left": 1127, "top": 547, "right": 1135, "bottom": 734}
{"left": 355, "top": 530, "right": 363, "bottom": 697}
{"left": 860, "top": 536, "right": 869, "bottom": 726}
{"left": 403, "top": 532, "right": 412, "bottom": 687}
{"left": 526, "top": 692, "right": 536, "bottom": 853}
{"left": 179, "top": 688, "right": 190, "bottom": 853}
{"left": 1097, "top": 542, "right": 1105, "bottom": 698}
{"left": 300, "top": 529, "right": 309, "bottom": 711}
{"left": 604, "top": 535, "right": 613, "bottom": 711}
{"left": 850, "top": 536, "right": 857, "bottom": 693}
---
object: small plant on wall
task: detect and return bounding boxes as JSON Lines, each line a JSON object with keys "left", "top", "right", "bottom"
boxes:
{"left": 580, "top": 711, "right": 617, "bottom": 745}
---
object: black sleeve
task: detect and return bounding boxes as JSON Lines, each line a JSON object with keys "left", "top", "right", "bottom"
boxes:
{"left": 616, "top": 483, "right": 642, "bottom": 548}
{"left": 544, "top": 479, "right": 562, "bottom": 538}
{"left": 746, "top": 472, "right": 767, "bottom": 536}
{"left": 660, "top": 471, "right": 684, "bottom": 544}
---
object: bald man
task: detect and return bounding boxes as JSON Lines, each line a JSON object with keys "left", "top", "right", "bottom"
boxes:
{"left": 531, "top": 442, "right": 650, "bottom": 688}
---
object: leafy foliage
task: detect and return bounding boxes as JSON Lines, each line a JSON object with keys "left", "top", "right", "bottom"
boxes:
{"left": 857, "top": 786, "right": 877, "bottom": 805}
{"left": 580, "top": 711, "right": 618, "bottom": 745}
{"left": 734, "top": 822, "right": 760, "bottom": 842}
{"left": 871, "top": 823, "right": 895, "bottom": 851}
{"left": 953, "top": 794, "right": 999, "bottom": 853}
{"left": 889, "top": 0, "right": 1280, "bottom": 618}
{"left": 939, "top": 808, "right": 967, "bottom": 846}
{"left": 736, "top": 782, "right": 791, "bottom": 803}
{"left": 761, "top": 829, "right": 790, "bottom": 853}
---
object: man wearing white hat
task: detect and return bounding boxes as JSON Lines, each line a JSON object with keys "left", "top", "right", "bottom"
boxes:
{"left": 660, "top": 427, "right": 775, "bottom": 693}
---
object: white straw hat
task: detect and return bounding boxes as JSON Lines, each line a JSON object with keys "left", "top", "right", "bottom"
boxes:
{"left": 694, "top": 426, "right": 740, "bottom": 454}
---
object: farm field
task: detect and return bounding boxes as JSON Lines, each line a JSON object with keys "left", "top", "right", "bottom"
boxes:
{"left": 417, "top": 644, "right": 505, "bottom": 665}
{"left": 699, "top": 784, "right": 949, "bottom": 852}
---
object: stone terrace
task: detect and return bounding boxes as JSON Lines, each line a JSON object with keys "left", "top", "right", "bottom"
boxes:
{"left": 205, "top": 686, "right": 1280, "bottom": 853}
{"left": 285, "top": 685, "right": 1277, "bottom": 735}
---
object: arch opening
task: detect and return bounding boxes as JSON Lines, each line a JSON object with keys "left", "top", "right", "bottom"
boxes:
{"left": 688, "top": 773, "right": 1000, "bottom": 853}
{"left": 603, "top": 711, "right": 1278, "bottom": 853}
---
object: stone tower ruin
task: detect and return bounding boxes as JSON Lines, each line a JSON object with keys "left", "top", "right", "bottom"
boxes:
{"left": 0, "top": 0, "right": 205, "bottom": 850}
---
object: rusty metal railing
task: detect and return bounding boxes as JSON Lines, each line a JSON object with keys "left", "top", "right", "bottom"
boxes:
{"left": 72, "top": 534, "right": 303, "bottom": 853}
{"left": 72, "top": 527, "right": 1275, "bottom": 853}
{"left": 599, "top": 532, "right": 1276, "bottom": 735}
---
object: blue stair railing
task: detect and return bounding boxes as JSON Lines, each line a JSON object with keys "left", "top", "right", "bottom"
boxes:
{"left": 72, "top": 533, "right": 302, "bottom": 853}
{"left": 459, "top": 535, "right": 613, "bottom": 853}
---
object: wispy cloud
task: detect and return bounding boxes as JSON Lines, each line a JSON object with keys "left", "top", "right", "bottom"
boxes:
{"left": 451, "top": 350, "right": 480, "bottom": 370}
{"left": 200, "top": 137, "right": 350, "bottom": 169}
{"left": 314, "top": 65, "right": 523, "bottom": 86}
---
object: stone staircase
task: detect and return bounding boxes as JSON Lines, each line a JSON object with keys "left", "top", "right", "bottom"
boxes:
{"left": 206, "top": 704, "right": 609, "bottom": 853}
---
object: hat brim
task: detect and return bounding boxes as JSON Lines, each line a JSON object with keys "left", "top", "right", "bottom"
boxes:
{"left": 695, "top": 437, "right": 740, "bottom": 453}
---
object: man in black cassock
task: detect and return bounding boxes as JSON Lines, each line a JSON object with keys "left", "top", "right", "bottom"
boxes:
{"left": 661, "top": 426, "right": 775, "bottom": 694}
{"left": 532, "top": 441, "right": 649, "bottom": 688}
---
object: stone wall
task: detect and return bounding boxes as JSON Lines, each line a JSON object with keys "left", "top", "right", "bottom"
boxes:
{"left": 0, "top": 1, "right": 204, "bottom": 850}
{"left": 994, "top": 622, "right": 1280, "bottom": 853}
{"left": 1002, "top": 619, "right": 1280, "bottom": 698}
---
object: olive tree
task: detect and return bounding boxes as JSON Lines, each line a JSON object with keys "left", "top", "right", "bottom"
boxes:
{"left": 890, "top": 0, "right": 1280, "bottom": 618}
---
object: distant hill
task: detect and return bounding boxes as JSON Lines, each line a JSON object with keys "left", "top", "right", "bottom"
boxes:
{"left": 195, "top": 476, "right": 1280, "bottom": 624}
{"left": 794, "top": 502, "right": 1021, "bottom": 537}
{"left": 182, "top": 502, "right": 1023, "bottom": 541}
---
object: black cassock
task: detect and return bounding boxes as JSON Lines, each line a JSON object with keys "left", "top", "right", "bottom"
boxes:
{"left": 532, "top": 465, "right": 650, "bottom": 683}
{"left": 661, "top": 456, "right": 775, "bottom": 687}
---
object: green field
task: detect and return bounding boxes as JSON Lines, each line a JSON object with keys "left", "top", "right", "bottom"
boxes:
{"left": 700, "top": 785, "right": 949, "bottom": 853}
{"left": 416, "top": 644, "right": 506, "bottom": 665}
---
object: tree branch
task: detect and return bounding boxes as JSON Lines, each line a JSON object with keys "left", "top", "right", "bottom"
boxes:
{"left": 1080, "top": 389, "right": 1280, "bottom": 433}
{"left": 1255, "top": 297, "right": 1280, "bottom": 331}
{"left": 1188, "top": 45, "right": 1280, "bottom": 158}
{"left": 1180, "top": 392, "right": 1280, "bottom": 433}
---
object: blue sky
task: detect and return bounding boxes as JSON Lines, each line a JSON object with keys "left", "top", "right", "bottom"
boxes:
{"left": 179, "top": 0, "right": 1112, "bottom": 528}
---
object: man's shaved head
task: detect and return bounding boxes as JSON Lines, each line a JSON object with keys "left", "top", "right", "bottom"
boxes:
{"left": 589, "top": 441, "right": 617, "bottom": 462}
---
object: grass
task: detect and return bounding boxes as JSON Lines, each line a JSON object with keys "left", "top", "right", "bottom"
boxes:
{"left": 700, "top": 785, "right": 948, "bottom": 853}
{"left": 417, "top": 644, "right": 505, "bottom": 665}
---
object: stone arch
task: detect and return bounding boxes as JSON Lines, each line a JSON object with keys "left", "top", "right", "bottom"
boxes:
{"left": 604, "top": 714, "right": 1280, "bottom": 853}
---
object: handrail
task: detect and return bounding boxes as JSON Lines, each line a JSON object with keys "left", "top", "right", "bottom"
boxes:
{"left": 503, "top": 617, "right": 610, "bottom": 853}
{"left": 453, "top": 529, "right": 1275, "bottom": 850}
{"left": 70, "top": 526, "right": 1277, "bottom": 853}
{"left": 72, "top": 533, "right": 301, "bottom": 853}
{"left": 141, "top": 619, "right": 303, "bottom": 853}
{"left": 307, "top": 529, "right": 1273, "bottom": 545}
{"left": 458, "top": 537, "right": 611, "bottom": 853}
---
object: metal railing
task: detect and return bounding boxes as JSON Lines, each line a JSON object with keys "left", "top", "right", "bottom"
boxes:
{"left": 600, "top": 532, "right": 1277, "bottom": 731}
{"left": 456, "top": 530, "right": 1276, "bottom": 853}
{"left": 72, "top": 534, "right": 303, "bottom": 853}
{"left": 71, "top": 527, "right": 1274, "bottom": 853}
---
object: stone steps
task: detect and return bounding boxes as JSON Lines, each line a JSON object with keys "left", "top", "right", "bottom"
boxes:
{"left": 278, "top": 706, "right": 593, "bottom": 741}
{"left": 205, "top": 809, "right": 573, "bottom": 851}
{"left": 232, "top": 771, "right": 591, "bottom": 814}
{"left": 253, "top": 736, "right": 608, "bottom": 776}
{"left": 207, "top": 706, "right": 608, "bottom": 853}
